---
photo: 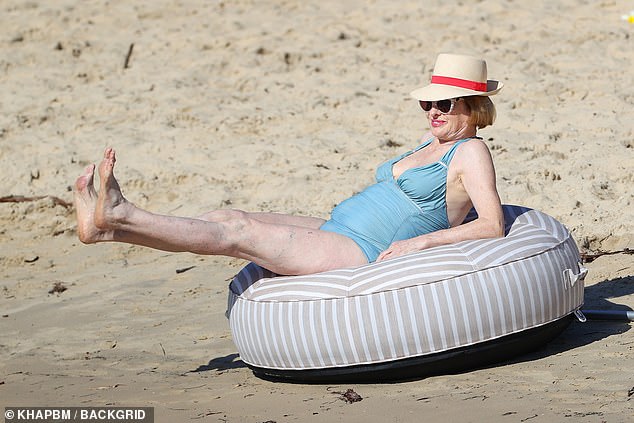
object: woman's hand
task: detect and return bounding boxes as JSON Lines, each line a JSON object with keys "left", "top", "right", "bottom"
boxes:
{"left": 377, "top": 237, "right": 428, "bottom": 262}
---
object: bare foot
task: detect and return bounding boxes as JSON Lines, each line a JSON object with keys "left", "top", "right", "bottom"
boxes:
{"left": 73, "top": 164, "right": 113, "bottom": 243}
{"left": 94, "top": 148, "right": 133, "bottom": 230}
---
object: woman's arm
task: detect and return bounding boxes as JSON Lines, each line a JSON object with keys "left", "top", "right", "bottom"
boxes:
{"left": 377, "top": 139, "right": 504, "bottom": 261}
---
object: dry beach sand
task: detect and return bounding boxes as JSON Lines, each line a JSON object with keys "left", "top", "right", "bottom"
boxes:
{"left": 1, "top": 0, "right": 633, "bottom": 421}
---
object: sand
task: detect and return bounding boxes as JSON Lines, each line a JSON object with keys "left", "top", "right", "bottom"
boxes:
{"left": 1, "top": 0, "right": 633, "bottom": 421}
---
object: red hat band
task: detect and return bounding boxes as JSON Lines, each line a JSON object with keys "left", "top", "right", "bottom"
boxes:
{"left": 431, "top": 75, "right": 487, "bottom": 92}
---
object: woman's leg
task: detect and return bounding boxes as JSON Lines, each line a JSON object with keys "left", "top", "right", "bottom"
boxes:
{"left": 74, "top": 149, "right": 367, "bottom": 275}
{"left": 198, "top": 210, "right": 326, "bottom": 231}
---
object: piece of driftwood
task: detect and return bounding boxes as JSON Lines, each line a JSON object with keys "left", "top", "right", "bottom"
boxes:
{"left": 0, "top": 195, "right": 72, "bottom": 209}
{"left": 580, "top": 248, "right": 633, "bottom": 263}
{"left": 124, "top": 43, "right": 134, "bottom": 69}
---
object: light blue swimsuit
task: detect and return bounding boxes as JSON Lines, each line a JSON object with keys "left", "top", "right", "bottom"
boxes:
{"left": 320, "top": 137, "right": 475, "bottom": 262}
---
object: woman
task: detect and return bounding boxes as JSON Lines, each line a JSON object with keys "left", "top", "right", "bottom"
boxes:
{"left": 74, "top": 53, "right": 504, "bottom": 276}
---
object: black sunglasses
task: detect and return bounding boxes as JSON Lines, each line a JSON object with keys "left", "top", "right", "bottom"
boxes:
{"left": 419, "top": 98, "right": 461, "bottom": 114}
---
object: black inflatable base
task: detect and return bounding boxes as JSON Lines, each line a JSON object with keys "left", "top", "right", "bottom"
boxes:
{"left": 248, "top": 314, "right": 574, "bottom": 384}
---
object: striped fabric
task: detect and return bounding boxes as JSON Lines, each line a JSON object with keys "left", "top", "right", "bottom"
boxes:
{"left": 226, "top": 205, "right": 585, "bottom": 371}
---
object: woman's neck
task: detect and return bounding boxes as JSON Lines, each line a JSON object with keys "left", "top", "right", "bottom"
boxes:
{"left": 437, "top": 129, "right": 477, "bottom": 144}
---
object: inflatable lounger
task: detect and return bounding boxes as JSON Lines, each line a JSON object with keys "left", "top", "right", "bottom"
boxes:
{"left": 226, "top": 205, "right": 586, "bottom": 382}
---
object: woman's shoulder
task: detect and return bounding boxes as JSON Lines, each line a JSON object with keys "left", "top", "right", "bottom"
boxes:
{"left": 459, "top": 137, "right": 493, "bottom": 155}
{"left": 453, "top": 137, "right": 496, "bottom": 169}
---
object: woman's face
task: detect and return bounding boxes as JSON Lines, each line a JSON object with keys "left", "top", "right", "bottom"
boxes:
{"left": 425, "top": 98, "right": 476, "bottom": 142}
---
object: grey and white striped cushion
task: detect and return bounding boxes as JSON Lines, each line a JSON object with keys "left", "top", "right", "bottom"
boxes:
{"left": 226, "top": 205, "right": 585, "bottom": 371}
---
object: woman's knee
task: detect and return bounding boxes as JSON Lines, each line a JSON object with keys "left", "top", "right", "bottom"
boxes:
{"left": 198, "top": 209, "right": 247, "bottom": 223}
{"left": 199, "top": 209, "right": 255, "bottom": 252}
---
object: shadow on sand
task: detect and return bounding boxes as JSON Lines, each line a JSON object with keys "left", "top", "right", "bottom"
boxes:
{"left": 190, "top": 353, "right": 246, "bottom": 372}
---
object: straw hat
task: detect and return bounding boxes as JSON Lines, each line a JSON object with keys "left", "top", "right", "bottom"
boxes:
{"left": 410, "top": 54, "right": 503, "bottom": 101}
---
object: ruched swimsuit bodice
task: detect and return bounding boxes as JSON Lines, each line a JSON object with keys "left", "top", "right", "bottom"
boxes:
{"left": 375, "top": 139, "right": 466, "bottom": 213}
{"left": 320, "top": 137, "right": 474, "bottom": 262}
